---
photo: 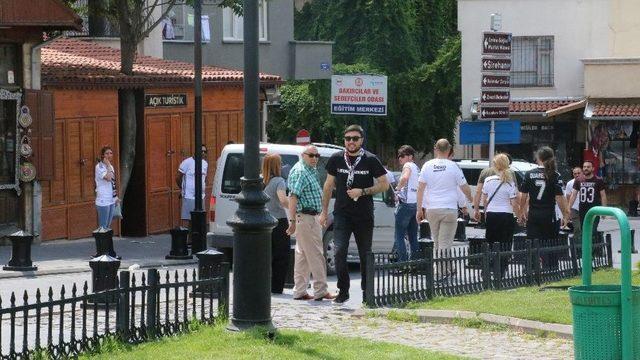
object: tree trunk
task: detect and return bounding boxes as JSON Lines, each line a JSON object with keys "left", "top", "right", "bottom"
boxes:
{"left": 118, "top": 37, "right": 137, "bottom": 199}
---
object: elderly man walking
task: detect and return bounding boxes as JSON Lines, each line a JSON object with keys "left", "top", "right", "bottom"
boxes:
{"left": 416, "top": 139, "right": 473, "bottom": 279}
{"left": 286, "top": 145, "right": 336, "bottom": 301}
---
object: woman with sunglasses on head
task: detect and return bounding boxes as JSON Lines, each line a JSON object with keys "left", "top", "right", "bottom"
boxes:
{"left": 262, "top": 153, "right": 290, "bottom": 294}
{"left": 394, "top": 145, "right": 420, "bottom": 261}
{"left": 95, "top": 146, "right": 118, "bottom": 229}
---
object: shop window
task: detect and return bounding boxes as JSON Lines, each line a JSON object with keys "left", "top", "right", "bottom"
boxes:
{"left": 0, "top": 44, "right": 20, "bottom": 87}
{"left": 163, "top": 1, "right": 212, "bottom": 42}
{"left": 511, "top": 36, "right": 554, "bottom": 87}
{"left": 598, "top": 121, "right": 640, "bottom": 185}
{"left": 0, "top": 91, "right": 19, "bottom": 189}
{"left": 222, "top": 0, "right": 268, "bottom": 42}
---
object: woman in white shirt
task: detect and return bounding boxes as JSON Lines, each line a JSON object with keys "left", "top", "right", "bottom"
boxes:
{"left": 481, "top": 153, "right": 520, "bottom": 276}
{"left": 95, "top": 146, "right": 118, "bottom": 229}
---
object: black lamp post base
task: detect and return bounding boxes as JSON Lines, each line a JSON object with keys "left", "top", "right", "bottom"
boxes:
{"left": 227, "top": 318, "right": 275, "bottom": 333}
{"left": 3, "top": 265, "right": 37, "bottom": 271}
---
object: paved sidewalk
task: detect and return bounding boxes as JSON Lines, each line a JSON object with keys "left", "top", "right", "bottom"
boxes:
{"left": 0, "top": 234, "right": 196, "bottom": 279}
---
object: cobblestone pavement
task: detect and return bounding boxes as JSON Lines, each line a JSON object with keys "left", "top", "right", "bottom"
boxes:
{"left": 271, "top": 294, "right": 573, "bottom": 360}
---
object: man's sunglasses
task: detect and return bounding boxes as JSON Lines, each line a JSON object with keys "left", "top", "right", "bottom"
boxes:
{"left": 344, "top": 136, "right": 361, "bottom": 142}
{"left": 304, "top": 153, "right": 320, "bottom": 158}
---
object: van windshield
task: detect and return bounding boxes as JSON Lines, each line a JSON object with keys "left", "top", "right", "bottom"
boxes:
{"left": 221, "top": 153, "right": 331, "bottom": 194}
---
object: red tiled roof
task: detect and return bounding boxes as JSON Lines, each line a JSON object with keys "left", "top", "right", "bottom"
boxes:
{"left": 42, "top": 38, "right": 282, "bottom": 88}
{"left": 509, "top": 99, "right": 577, "bottom": 113}
{"left": 591, "top": 101, "right": 640, "bottom": 118}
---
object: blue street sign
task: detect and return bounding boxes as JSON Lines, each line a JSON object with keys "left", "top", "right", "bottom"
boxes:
{"left": 320, "top": 62, "right": 331, "bottom": 71}
{"left": 459, "top": 120, "right": 521, "bottom": 145}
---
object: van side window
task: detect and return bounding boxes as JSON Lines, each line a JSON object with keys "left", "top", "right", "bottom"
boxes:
{"left": 462, "top": 169, "right": 481, "bottom": 187}
{"left": 221, "top": 154, "right": 244, "bottom": 194}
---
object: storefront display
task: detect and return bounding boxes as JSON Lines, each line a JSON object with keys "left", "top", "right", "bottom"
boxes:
{"left": 588, "top": 121, "right": 640, "bottom": 185}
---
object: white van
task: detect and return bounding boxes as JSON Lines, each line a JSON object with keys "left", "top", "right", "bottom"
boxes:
{"left": 207, "top": 143, "right": 397, "bottom": 274}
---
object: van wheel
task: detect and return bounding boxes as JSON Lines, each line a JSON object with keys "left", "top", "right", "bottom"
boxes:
{"left": 323, "top": 230, "right": 337, "bottom": 276}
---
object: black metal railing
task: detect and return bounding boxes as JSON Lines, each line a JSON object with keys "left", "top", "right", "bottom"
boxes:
{"left": 0, "top": 264, "right": 229, "bottom": 359}
{"left": 365, "top": 235, "right": 612, "bottom": 307}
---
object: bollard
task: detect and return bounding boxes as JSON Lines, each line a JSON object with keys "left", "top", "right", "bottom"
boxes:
{"left": 419, "top": 220, "right": 431, "bottom": 239}
{"left": 166, "top": 227, "right": 193, "bottom": 260}
{"left": 192, "top": 248, "right": 226, "bottom": 297}
{"left": 284, "top": 242, "right": 295, "bottom": 289}
{"left": 3, "top": 231, "right": 37, "bottom": 271}
{"left": 557, "top": 230, "right": 571, "bottom": 260}
{"left": 88, "top": 255, "right": 121, "bottom": 304}
{"left": 454, "top": 218, "right": 467, "bottom": 242}
{"left": 92, "top": 227, "right": 120, "bottom": 259}
{"left": 511, "top": 232, "right": 528, "bottom": 264}
{"left": 617, "top": 229, "right": 638, "bottom": 254}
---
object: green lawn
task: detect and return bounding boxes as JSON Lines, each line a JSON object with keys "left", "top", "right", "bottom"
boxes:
{"left": 81, "top": 323, "right": 464, "bottom": 360}
{"left": 407, "top": 268, "right": 640, "bottom": 325}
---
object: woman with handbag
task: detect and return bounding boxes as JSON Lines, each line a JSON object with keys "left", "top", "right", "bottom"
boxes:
{"left": 481, "top": 153, "right": 520, "bottom": 276}
{"left": 262, "top": 153, "right": 290, "bottom": 294}
{"left": 95, "top": 146, "right": 119, "bottom": 229}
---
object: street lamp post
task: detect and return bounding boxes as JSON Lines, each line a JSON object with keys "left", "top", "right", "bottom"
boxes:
{"left": 191, "top": 0, "right": 207, "bottom": 254}
{"left": 227, "top": 0, "right": 277, "bottom": 331}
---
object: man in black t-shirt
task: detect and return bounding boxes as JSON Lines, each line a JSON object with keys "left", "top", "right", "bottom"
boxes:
{"left": 568, "top": 160, "right": 607, "bottom": 248}
{"left": 320, "top": 125, "right": 389, "bottom": 304}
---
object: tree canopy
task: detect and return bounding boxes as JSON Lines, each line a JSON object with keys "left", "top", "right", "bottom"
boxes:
{"left": 270, "top": 0, "right": 460, "bottom": 160}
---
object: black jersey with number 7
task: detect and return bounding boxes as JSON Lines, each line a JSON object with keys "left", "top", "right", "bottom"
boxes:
{"left": 519, "top": 168, "right": 564, "bottom": 210}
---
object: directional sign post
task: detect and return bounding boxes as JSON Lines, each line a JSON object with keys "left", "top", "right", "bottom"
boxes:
{"left": 479, "top": 28, "right": 512, "bottom": 162}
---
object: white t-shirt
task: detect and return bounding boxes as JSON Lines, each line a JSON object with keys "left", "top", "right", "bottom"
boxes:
{"left": 179, "top": 157, "right": 208, "bottom": 199}
{"left": 482, "top": 175, "right": 517, "bottom": 213}
{"left": 399, "top": 162, "right": 420, "bottom": 204}
{"left": 418, "top": 158, "right": 467, "bottom": 210}
{"left": 95, "top": 162, "right": 116, "bottom": 206}
{"left": 565, "top": 179, "right": 579, "bottom": 211}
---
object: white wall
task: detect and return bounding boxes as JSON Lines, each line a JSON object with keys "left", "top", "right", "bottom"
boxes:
{"left": 458, "top": 0, "right": 611, "bottom": 120}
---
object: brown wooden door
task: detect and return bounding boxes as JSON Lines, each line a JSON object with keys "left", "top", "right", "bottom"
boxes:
{"left": 146, "top": 114, "right": 174, "bottom": 233}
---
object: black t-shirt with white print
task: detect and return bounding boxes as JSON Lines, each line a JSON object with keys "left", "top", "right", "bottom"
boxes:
{"left": 326, "top": 150, "right": 387, "bottom": 221}
{"left": 519, "top": 167, "right": 563, "bottom": 211}
{"left": 573, "top": 176, "right": 606, "bottom": 219}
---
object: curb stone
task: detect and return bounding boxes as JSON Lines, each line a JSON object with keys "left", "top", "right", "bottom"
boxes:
{"left": 0, "top": 259, "right": 198, "bottom": 280}
{"left": 362, "top": 308, "right": 573, "bottom": 339}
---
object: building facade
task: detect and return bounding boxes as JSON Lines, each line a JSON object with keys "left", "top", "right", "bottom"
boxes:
{"left": 0, "top": 0, "right": 82, "bottom": 240}
{"left": 458, "top": 0, "right": 640, "bottom": 206}
{"left": 161, "top": 0, "right": 333, "bottom": 81}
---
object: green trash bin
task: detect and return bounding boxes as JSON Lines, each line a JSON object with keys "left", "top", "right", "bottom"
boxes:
{"left": 570, "top": 285, "right": 640, "bottom": 359}
{"left": 569, "top": 206, "right": 637, "bottom": 360}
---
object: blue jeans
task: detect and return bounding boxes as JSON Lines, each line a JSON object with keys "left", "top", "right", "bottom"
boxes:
{"left": 394, "top": 202, "right": 419, "bottom": 261}
{"left": 96, "top": 203, "right": 115, "bottom": 229}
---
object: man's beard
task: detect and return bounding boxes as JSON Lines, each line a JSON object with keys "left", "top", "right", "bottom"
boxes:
{"left": 347, "top": 144, "right": 361, "bottom": 154}
{"left": 583, "top": 170, "right": 592, "bottom": 176}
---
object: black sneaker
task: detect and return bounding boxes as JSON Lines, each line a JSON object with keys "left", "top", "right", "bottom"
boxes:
{"left": 333, "top": 292, "right": 350, "bottom": 304}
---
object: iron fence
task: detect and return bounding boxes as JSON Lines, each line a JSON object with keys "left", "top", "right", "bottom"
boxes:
{"left": 0, "top": 264, "right": 229, "bottom": 359}
{"left": 365, "top": 235, "right": 612, "bottom": 308}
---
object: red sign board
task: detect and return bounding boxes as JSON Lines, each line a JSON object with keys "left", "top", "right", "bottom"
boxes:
{"left": 482, "top": 32, "right": 512, "bottom": 55}
{"left": 481, "top": 57, "right": 511, "bottom": 72}
{"left": 479, "top": 106, "right": 510, "bottom": 120}
{"left": 481, "top": 90, "right": 510, "bottom": 103}
{"left": 296, "top": 129, "right": 311, "bottom": 145}
{"left": 481, "top": 74, "right": 510, "bottom": 88}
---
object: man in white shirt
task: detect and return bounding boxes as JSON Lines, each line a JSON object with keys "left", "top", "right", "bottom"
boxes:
{"left": 176, "top": 145, "right": 208, "bottom": 229}
{"left": 416, "top": 139, "right": 473, "bottom": 277}
{"left": 565, "top": 166, "right": 583, "bottom": 241}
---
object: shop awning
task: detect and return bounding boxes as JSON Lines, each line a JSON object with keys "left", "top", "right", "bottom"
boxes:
{"left": 584, "top": 99, "right": 640, "bottom": 121}
{"left": 0, "top": 0, "right": 82, "bottom": 31}
{"left": 545, "top": 99, "right": 587, "bottom": 117}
